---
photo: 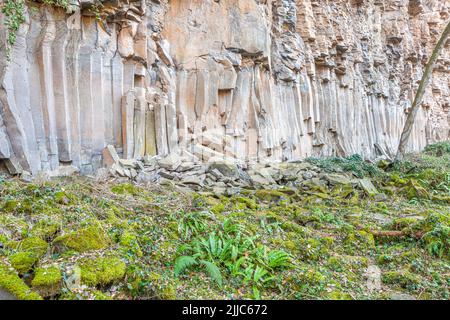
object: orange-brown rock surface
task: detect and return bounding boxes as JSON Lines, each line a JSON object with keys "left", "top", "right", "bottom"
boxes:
{"left": 0, "top": 0, "right": 448, "bottom": 175}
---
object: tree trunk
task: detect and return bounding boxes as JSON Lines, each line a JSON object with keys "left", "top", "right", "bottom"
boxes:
{"left": 395, "top": 20, "right": 450, "bottom": 161}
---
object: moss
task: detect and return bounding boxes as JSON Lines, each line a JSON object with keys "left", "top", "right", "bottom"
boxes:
{"left": 31, "top": 266, "right": 62, "bottom": 297}
{"left": 393, "top": 217, "right": 421, "bottom": 230}
{"left": 30, "top": 219, "right": 60, "bottom": 240}
{"left": 9, "top": 252, "right": 39, "bottom": 274}
{"left": 54, "top": 191, "right": 71, "bottom": 205}
{"left": 298, "top": 238, "right": 330, "bottom": 261}
{"left": 79, "top": 256, "right": 126, "bottom": 286}
{"left": 93, "top": 290, "right": 113, "bottom": 300}
{"left": 297, "top": 268, "right": 327, "bottom": 286}
{"left": 147, "top": 271, "right": 177, "bottom": 299}
{"left": 254, "top": 189, "right": 288, "bottom": 202}
{"left": 382, "top": 270, "right": 422, "bottom": 290}
{"left": 233, "top": 197, "right": 258, "bottom": 210}
{"left": 284, "top": 240, "right": 297, "bottom": 251}
{"left": 7, "top": 237, "right": 48, "bottom": 257}
{"left": 2, "top": 199, "right": 19, "bottom": 212}
{"left": 403, "top": 179, "right": 430, "bottom": 200}
{"left": 326, "top": 255, "right": 368, "bottom": 272}
{"left": 111, "top": 183, "right": 141, "bottom": 196}
{"left": 159, "top": 284, "right": 177, "bottom": 300}
{"left": 376, "top": 254, "right": 393, "bottom": 265}
{"left": 0, "top": 264, "right": 42, "bottom": 300}
{"left": 119, "top": 231, "right": 142, "bottom": 257}
{"left": 343, "top": 230, "right": 375, "bottom": 254}
{"left": 210, "top": 202, "right": 226, "bottom": 215}
{"left": 53, "top": 225, "right": 110, "bottom": 253}
{"left": 325, "top": 290, "right": 353, "bottom": 300}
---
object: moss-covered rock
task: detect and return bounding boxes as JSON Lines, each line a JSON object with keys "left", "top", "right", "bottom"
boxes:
{"left": 326, "top": 255, "right": 368, "bottom": 272}
{"left": 0, "top": 264, "right": 42, "bottom": 300}
{"left": 30, "top": 219, "right": 61, "bottom": 240}
{"left": 8, "top": 252, "right": 38, "bottom": 274}
{"left": 325, "top": 290, "right": 353, "bottom": 300}
{"left": 7, "top": 237, "right": 48, "bottom": 257}
{"left": 343, "top": 230, "right": 375, "bottom": 254}
{"left": 298, "top": 238, "right": 331, "bottom": 261}
{"left": 403, "top": 179, "right": 430, "bottom": 200}
{"left": 382, "top": 270, "right": 422, "bottom": 290}
{"left": 31, "top": 265, "right": 62, "bottom": 297}
{"left": 53, "top": 226, "right": 110, "bottom": 253}
{"left": 79, "top": 256, "right": 126, "bottom": 286}
{"left": 254, "top": 190, "right": 288, "bottom": 202}
{"left": 232, "top": 196, "right": 258, "bottom": 210}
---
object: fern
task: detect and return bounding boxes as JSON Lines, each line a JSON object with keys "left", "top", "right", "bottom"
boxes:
{"left": 176, "top": 211, "right": 210, "bottom": 240}
{"left": 174, "top": 256, "right": 197, "bottom": 276}
{"left": 267, "top": 250, "right": 292, "bottom": 269}
{"left": 201, "top": 260, "right": 223, "bottom": 287}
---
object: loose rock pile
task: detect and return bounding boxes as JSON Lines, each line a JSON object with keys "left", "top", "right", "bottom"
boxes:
{"left": 101, "top": 145, "right": 379, "bottom": 197}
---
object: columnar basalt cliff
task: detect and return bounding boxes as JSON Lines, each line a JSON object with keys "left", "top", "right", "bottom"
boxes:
{"left": 0, "top": 0, "right": 449, "bottom": 175}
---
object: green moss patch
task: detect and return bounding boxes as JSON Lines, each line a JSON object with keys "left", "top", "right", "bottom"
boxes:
{"left": 53, "top": 226, "right": 110, "bottom": 253}
{"left": 0, "top": 264, "right": 42, "bottom": 300}
{"left": 31, "top": 266, "right": 62, "bottom": 297}
{"left": 79, "top": 257, "right": 126, "bottom": 286}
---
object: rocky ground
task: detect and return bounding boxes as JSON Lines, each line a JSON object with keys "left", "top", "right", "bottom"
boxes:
{"left": 0, "top": 143, "right": 449, "bottom": 300}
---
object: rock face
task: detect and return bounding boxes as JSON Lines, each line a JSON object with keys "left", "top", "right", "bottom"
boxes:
{"left": 0, "top": 0, "right": 449, "bottom": 175}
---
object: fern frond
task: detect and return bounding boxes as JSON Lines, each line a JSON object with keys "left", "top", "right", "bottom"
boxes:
{"left": 201, "top": 260, "right": 223, "bottom": 287}
{"left": 174, "top": 256, "right": 197, "bottom": 276}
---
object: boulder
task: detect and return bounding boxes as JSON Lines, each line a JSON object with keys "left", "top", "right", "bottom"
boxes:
{"left": 207, "top": 157, "right": 240, "bottom": 178}
{"left": 359, "top": 178, "right": 378, "bottom": 196}
{"left": 102, "top": 145, "right": 120, "bottom": 167}
{"left": 158, "top": 153, "right": 182, "bottom": 171}
{"left": 324, "top": 174, "right": 352, "bottom": 186}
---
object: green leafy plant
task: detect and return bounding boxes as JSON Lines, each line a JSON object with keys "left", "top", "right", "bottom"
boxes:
{"left": 1, "top": 0, "right": 25, "bottom": 56}
{"left": 175, "top": 210, "right": 211, "bottom": 240}
{"left": 174, "top": 219, "right": 293, "bottom": 297}
{"left": 1, "top": 0, "right": 70, "bottom": 59}
{"left": 306, "top": 154, "right": 383, "bottom": 178}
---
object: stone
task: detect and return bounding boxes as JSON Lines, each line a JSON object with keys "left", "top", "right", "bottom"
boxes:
{"left": 359, "top": 178, "right": 378, "bottom": 196}
{"left": 0, "top": 288, "right": 16, "bottom": 300}
{"left": 110, "top": 163, "right": 126, "bottom": 177}
{"left": 65, "top": 266, "right": 81, "bottom": 291}
{"left": 209, "top": 168, "right": 224, "bottom": 180}
{"left": 212, "top": 186, "right": 227, "bottom": 196}
{"left": 158, "top": 153, "right": 181, "bottom": 171}
{"left": 48, "top": 166, "right": 79, "bottom": 178}
{"left": 102, "top": 145, "right": 120, "bottom": 167}
{"left": 135, "top": 171, "right": 158, "bottom": 184}
{"left": 250, "top": 174, "right": 272, "bottom": 186}
{"left": 390, "top": 293, "right": 417, "bottom": 300}
{"left": 371, "top": 213, "right": 393, "bottom": 226}
{"left": 324, "top": 174, "right": 352, "bottom": 186}
{"left": 119, "top": 159, "right": 139, "bottom": 168}
{"left": 156, "top": 40, "right": 174, "bottom": 66}
{"left": 365, "top": 265, "right": 382, "bottom": 292}
{"left": 159, "top": 171, "right": 176, "bottom": 180}
{"left": 0, "top": 129, "right": 10, "bottom": 159}
{"left": 191, "top": 145, "right": 224, "bottom": 162}
{"left": 176, "top": 161, "right": 196, "bottom": 172}
{"left": 95, "top": 168, "right": 110, "bottom": 182}
{"left": 4, "top": 158, "right": 23, "bottom": 175}
{"left": 181, "top": 175, "right": 204, "bottom": 186}
{"left": 19, "top": 171, "right": 32, "bottom": 183}
{"left": 0, "top": 0, "right": 448, "bottom": 176}
{"left": 302, "top": 171, "right": 314, "bottom": 180}
{"left": 207, "top": 157, "right": 240, "bottom": 178}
